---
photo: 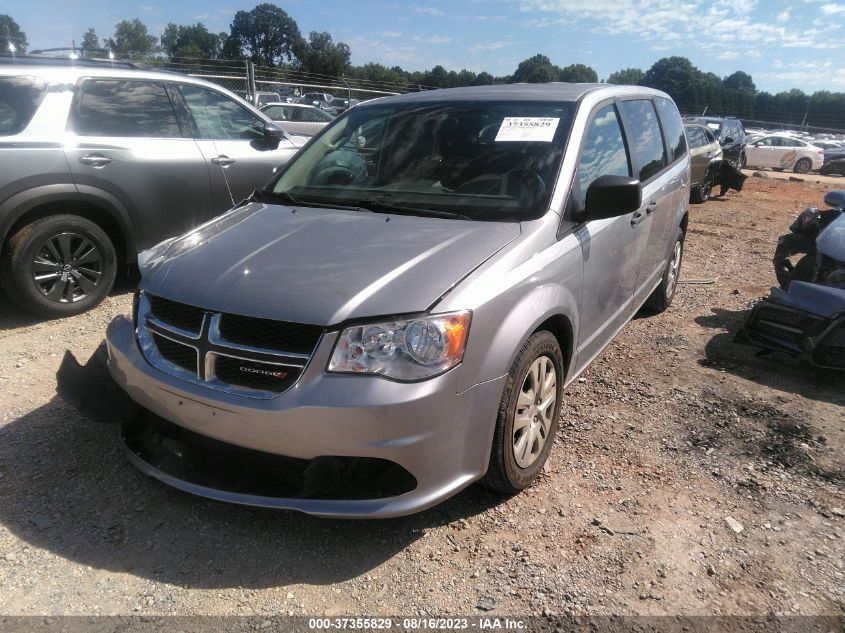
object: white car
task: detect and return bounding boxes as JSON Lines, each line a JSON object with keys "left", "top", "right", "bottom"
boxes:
{"left": 745, "top": 134, "right": 825, "bottom": 173}
{"left": 260, "top": 103, "right": 334, "bottom": 137}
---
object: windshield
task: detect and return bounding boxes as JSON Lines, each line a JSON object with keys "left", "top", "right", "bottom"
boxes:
{"left": 268, "top": 100, "right": 575, "bottom": 221}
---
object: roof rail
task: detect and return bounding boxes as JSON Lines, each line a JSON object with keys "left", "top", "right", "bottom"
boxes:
{"left": 0, "top": 53, "right": 143, "bottom": 70}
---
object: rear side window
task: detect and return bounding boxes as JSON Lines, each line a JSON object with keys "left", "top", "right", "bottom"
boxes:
{"left": 576, "top": 103, "right": 631, "bottom": 204}
{"left": 686, "top": 127, "right": 704, "bottom": 149}
{"left": 0, "top": 76, "right": 48, "bottom": 136}
{"left": 654, "top": 97, "right": 686, "bottom": 162}
{"left": 70, "top": 79, "right": 181, "bottom": 137}
{"left": 620, "top": 99, "right": 667, "bottom": 182}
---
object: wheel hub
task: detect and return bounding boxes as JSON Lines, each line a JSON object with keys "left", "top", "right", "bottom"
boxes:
{"left": 31, "top": 232, "right": 104, "bottom": 304}
{"left": 512, "top": 356, "right": 557, "bottom": 469}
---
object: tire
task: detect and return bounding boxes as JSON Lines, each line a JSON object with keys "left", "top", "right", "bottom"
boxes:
{"left": 794, "top": 158, "right": 812, "bottom": 174}
{"left": 738, "top": 152, "right": 746, "bottom": 170}
{"left": 483, "top": 330, "right": 564, "bottom": 494}
{"left": 690, "top": 168, "right": 713, "bottom": 204}
{"left": 0, "top": 214, "right": 117, "bottom": 318}
{"left": 644, "top": 227, "right": 684, "bottom": 313}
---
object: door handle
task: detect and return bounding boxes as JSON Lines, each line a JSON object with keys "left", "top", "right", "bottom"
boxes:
{"left": 706, "top": 152, "right": 713, "bottom": 158}
{"left": 211, "top": 155, "right": 235, "bottom": 167}
{"left": 631, "top": 210, "right": 646, "bottom": 227}
{"left": 79, "top": 153, "right": 112, "bottom": 167}
{"left": 645, "top": 200, "right": 658, "bottom": 215}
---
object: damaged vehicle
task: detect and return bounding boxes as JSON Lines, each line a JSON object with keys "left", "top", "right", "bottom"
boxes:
{"left": 60, "top": 84, "right": 692, "bottom": 517}
{"left": 737, "top": 190, "right": 845, "bottom": 369}
{"left": 684, "top": 122, "right": 722, "bottom": 203}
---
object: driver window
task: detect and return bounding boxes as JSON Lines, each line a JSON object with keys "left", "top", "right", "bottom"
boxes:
{"left": 576, "top": 104, "right": 631, "bottom": 205}
{"left": 179, "top": 84, "right": 264, "bottom": 140}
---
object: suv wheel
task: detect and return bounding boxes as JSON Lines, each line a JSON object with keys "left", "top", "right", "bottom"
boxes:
{"left": 483, "top": 330, "right": 564, "bottom": 494}
{"left": 1, "top": 215, "right": 117, "bottom": 318}
{"left": 691, "top": 169, "right": 713, "bottom": 204}
{"left": 644, "top": 227, "right": 684, "bottom": 313}
{"left": 738, "top": 152, "right": 746, "bottom": 169}
{"left": 793, "top": 157, "right": 812, "bottom": 174}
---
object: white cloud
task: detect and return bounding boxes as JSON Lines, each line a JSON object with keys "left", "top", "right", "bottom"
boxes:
{"left": 412, "top": 5, "right": 444, "bottom": 16}
{"left": 414, "top": 35, "right": 453, "bottom": 44}
{"left": 717, "top": 51, "right": 739, "bottom": 59}
{"left": 380, "top": 31, "right": 402, "bottom": 38}
{"left": 820, "top": 3, "right": 845, "bottom": 14}
{"left": 468, "top": 42, "right": 511, "bottom": 52}
{"left": 776, "top": 10, "right": 790, "bottom": 22}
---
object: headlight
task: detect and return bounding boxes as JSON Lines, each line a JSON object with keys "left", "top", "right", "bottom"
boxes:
{"left": 328, "top": 311, "right": 471, "bottom": 380}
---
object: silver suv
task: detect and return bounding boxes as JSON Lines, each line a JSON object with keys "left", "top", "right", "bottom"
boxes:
{"left": 105, "top": 83, "right": 690, "bottom": 517}
{"left": 0, "top": 58, "right": 300, "bottom": 317}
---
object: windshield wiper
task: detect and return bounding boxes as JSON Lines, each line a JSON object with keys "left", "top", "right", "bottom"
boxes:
{"left": 356, "top": 198, "right": 472, "bottom": 221}
{"left": 259, "top": 190, "right": 358, "bottom": 210}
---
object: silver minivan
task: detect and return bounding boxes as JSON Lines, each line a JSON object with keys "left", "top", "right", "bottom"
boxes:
{"left": 105, "top": 83, "right": 690, "bottom": 518}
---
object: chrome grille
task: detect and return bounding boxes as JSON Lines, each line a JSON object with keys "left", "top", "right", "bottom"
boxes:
{"left": 136, "top": 292, "right": 321, "bottom": 398}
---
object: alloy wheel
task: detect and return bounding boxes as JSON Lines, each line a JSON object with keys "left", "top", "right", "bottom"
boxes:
{"left": 512, "top": 355, "right": 557, "bottom": 468}
{"left": 31, "top": 232, "right": 104, "bottom": 303}
{"left": 665, "top": 239, "right": 683, "bottom": 300}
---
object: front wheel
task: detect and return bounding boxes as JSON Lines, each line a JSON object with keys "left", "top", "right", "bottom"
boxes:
{"left": 1, "top": 214, "right": 117, "bottom": 318}
{"left": 483, "top": 330, "right": 564, "bottom": 494}
{"left": 644, "top": 227, "right": 684, "bottom": 313}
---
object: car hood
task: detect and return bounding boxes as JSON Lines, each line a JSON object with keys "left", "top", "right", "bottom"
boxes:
{"left": 138, "top": 202, "right": 520, "bottom": 326}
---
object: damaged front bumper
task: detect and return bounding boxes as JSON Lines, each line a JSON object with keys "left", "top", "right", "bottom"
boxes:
{"left": 736, "top": 281, "right": 845, "bottom": 369}
{"left": 58, "top": 315, "right": 505, "bottom": 518}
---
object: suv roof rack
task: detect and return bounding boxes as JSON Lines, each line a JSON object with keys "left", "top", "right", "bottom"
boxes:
{"left": 0, "top": 53, "right": 147, "bottom": 70}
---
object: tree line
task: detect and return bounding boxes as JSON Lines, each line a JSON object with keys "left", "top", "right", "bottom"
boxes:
{"left": 2, "top": 5, "right": 844, "bottom": 129}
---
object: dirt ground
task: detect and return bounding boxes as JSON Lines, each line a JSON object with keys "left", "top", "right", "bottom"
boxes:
{"left": 0, "top": 176, "right": 842, "bottom": 618}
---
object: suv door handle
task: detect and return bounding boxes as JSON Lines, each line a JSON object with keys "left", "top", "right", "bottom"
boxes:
{"left": 645, "top": 200, "right": 658, "bottom": 215}
{"left": 79, "top": 153, "right": 112, "bottom": 167}
{"left": 211, "top": 155, "right": 235, "bottom": 167}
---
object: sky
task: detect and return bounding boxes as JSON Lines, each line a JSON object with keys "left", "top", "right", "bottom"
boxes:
{"left": 5, "top": 0, "right": 845, "bottom": 93}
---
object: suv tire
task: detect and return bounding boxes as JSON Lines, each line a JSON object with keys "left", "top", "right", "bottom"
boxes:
{"left": 483, "top": 330, "right": 564, "bottom": 494}
{"left": 644, "top": 226, "right": 684, "bottom": 313}
{"left": 1, "top": 215, "right": 117, "bottom": 318}
{"left": 691, "top": 168, "right": 713, "bottom": 204}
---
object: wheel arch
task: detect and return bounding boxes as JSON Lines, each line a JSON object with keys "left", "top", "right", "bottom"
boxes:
{"left": 1, "top": 185, "right": 137, "bottom": 266}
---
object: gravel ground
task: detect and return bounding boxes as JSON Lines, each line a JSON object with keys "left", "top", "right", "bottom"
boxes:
{"left": 0, "top": 176, "right": 842, "bottom": 617}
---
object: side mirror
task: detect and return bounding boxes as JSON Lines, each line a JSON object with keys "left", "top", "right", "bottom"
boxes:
{"left": 723, "top": 136, "right": 735, "bottom": 145}
{"left": 581, "top": 175, "right": 642, "bottom": 221}
{"left": 263, "top": 122, "right": 284, "bottom": 148}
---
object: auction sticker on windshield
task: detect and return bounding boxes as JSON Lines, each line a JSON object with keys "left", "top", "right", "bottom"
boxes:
{"left": 495, "top": 117, "right": 560, "bottom": 142}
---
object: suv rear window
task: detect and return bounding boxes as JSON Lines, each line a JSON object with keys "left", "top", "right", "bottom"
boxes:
{"left": 70, "top": 79, "right": 182, "bottom": 138}
{"left": 620, "top": 99, "right": 667, "bottom": 182}
{"left": 654, "top": 97, "right": 686, "bottom": 162}
{"left": 0, "top": 76, "right": 48, "bottom": 136}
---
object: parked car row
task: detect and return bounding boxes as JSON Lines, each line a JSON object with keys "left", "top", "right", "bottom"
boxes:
{"left": 0, "top": 57, "right": 302, "bottom": 317}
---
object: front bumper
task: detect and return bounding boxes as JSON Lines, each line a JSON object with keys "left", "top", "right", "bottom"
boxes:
{"left": 105, "top": 315, "right": 505, "bottom": 518}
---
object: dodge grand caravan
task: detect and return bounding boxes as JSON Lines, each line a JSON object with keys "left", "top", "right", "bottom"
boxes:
{"left": 104, "top": 83, "right": 691, "bottom": 517}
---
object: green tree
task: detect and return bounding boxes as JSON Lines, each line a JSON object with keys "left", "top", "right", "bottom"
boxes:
{"left": 81, "top": 28, "right": 99, "bottom": 51}
{"left": 512, "top": 54, "right": 558, "bottom": 83}
{"left": 228, "top": 3, "right": 302, "bottom": 66}
{"left": 106, "top": 19, "right": 157, "bottom": 57}
{"left": 558, "top": 63, "right": 597, "bottom": 83}
{"left": 161, "top": 22, "right": 223, "bottom": 59}
{"left": 0, "top": 14, "right": 28, "bottom": 52}
{"left": 294, "top": 31, "right": 351, "bottom": 77}
{"left": 723, "top": 70, "right": 755, "bottom": 92}
{"left": 606, "top": 67, "right": 644, "bottom": 85}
